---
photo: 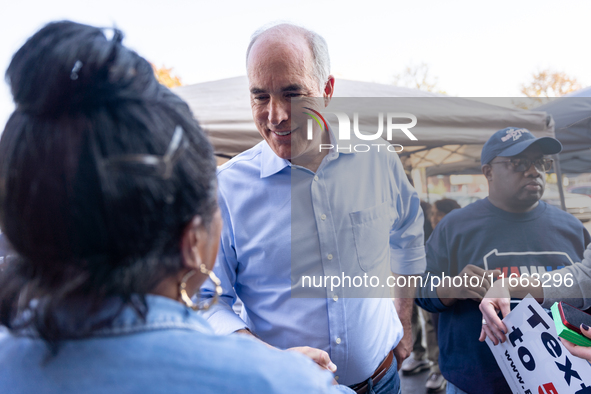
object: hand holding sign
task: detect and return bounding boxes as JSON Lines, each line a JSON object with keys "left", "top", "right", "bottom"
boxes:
{"left": 485, "top": 297, "right": 591, "bottom": 394}
{"left": 479, "top": 279, "right": 511, "bottom": 345}
{"left": 560, "top": 325, "right": 591, "bottom": 363}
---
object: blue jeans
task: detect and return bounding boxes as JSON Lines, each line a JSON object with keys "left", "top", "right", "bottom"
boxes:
{"left": 446, "top": 381, "right": 469, "bottom": 394}
{"left": 348, "top": 356, "right": 400, "bottom": 394}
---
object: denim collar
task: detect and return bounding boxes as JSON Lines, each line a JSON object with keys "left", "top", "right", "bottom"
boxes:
{"left": 12, "top": 295, "right": 214, "bottom": 339}
{"left": 91, "top": 295, "right": 214, "bottom": 337}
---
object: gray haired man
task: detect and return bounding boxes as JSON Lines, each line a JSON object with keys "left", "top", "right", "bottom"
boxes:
{"left": 201, "top": 23, "right": 426, "bottom": 394}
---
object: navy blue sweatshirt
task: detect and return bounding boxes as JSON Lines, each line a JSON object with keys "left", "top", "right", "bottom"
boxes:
{"left": 416, "top": 198, "right": 590, "bottom": 394}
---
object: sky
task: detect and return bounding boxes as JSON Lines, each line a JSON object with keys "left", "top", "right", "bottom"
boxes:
{"left": 1, "top": 0, "right": 590, "bottom": 128}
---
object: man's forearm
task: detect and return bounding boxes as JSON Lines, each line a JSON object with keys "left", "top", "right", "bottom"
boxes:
{"left": 234, "top": 328, "right": 277, "bottom": 349}
{"left": 392, "top": 274, "right": 417, "bottom": 367}
{"left": 392, "top": 273, "right": 417, "bottom": 321}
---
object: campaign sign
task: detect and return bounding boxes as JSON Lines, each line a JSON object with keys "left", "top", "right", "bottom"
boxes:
{"left": 486, "top": 297, "right": 591, "bottom": 394}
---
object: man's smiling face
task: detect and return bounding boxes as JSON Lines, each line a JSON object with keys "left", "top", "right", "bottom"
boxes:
{"left": 247, "top": 33, "right": 328, "bottom": 162}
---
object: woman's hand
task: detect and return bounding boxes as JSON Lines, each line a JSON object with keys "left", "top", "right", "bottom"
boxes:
{"left": 560, "top": 324, "right": 591, "bottom": 362}
{"left": 479, "top": 279, "right": 511, "bottom": 345}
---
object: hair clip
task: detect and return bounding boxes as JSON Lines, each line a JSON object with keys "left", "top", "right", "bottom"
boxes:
{"left": 102, "top": 125, "right": 187, "bottom": 180}
{"left": 70, "top": 60, "right": 83, "bottom": 80}
{"left": 97, "top": 26, "right": 124, "bottom": 45}
{"left": 111, "top": 28, "right": 123, "bottom": 44}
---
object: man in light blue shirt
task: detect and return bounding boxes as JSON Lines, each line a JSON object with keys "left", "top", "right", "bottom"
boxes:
{"left": 201, "top": 23, "right": 426, "bottom": 393}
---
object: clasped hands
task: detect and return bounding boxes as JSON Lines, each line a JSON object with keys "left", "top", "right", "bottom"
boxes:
{"left": 235, "top": 329, "right": 336, "bottom": 373}
{"left": 436, "top": 264, "right": 501, "bottom": 306}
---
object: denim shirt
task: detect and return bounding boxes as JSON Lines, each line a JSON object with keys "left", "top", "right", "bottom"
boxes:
{"left": 0, "top": 295, "right": 352, "bottom": 394}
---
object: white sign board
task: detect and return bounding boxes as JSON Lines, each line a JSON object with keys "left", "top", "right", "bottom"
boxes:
{"left": 486, "top": 297, "right": 591, "bottom": 394}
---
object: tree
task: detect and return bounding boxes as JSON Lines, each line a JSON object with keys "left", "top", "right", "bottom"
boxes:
{"left": 520, "top": 69, "right": 582, "bottom": 98}
{"left": 151, "top": 64, "right": 183, "bottom": 88}
{"left": 392, "top": 62, "right": 445, "bottom": 94}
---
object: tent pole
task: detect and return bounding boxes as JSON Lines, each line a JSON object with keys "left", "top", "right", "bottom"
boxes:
{"left": 553, "top": 154, "right": 566, "bottom": 211}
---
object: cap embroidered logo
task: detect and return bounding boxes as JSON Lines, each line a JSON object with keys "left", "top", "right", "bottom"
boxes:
{"left": 501, "top": 128, "right": 529, "bottom": 142}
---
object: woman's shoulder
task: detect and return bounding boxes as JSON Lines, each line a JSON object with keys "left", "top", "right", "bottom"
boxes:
{"left": 182, "top": 332, "right": 337, "bottom": 393}
{"left": 0, "top": 320, "right": 337, "bottom": 394}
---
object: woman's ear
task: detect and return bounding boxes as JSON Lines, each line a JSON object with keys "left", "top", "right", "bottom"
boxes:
{"left": 181, "top": 216, "right": 203, "bottom": 270}
{"left": 181, "top": 210, "right": 222, "bottom": 274}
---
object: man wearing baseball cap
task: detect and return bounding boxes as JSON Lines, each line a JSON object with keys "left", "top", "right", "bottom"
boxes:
{"left": 416, "top": 127, "right": 590, "bottom": 394}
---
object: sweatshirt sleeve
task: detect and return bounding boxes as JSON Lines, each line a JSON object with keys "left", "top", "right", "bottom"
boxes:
{"left": 542, "top": 242, "right": 591, "bottom": 310}
{"left": 416, "top": 221, "right": 452, "bottom": 313}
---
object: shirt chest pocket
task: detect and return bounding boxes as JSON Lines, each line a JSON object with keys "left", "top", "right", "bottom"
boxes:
{"left": 349, "top": 201, "right": 395, "bottom": 272}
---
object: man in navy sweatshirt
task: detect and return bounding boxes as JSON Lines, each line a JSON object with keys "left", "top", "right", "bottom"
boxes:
{"left": 416, "top": 127, "right": 590, "bottom": 394}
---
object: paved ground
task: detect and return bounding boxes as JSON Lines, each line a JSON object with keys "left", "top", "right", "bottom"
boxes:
{"left": 400, "top": 368, "right": 444, "bottom": 393}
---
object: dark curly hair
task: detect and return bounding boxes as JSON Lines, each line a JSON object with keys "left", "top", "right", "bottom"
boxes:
{"left": 433, "top": 198, "right": 461, "bottom": 215}
{"left": 0, "top": 21, "right": 217, "bottom": 347}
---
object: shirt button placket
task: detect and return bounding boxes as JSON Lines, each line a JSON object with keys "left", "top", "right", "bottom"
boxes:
{"left": 313, "top": 170, "right": 344, "bottom": 367}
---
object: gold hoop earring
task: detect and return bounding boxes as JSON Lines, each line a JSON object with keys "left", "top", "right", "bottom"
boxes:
{"left": 179, "top": 264, "right": 223, "bottom": 311}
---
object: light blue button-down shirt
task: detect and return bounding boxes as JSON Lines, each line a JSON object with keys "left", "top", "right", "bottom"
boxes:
{"left": 201, "top": 131, "right": 426, "bottom": 385}
{"left": 0, "top": 295, "right": 351, "bottom": 393}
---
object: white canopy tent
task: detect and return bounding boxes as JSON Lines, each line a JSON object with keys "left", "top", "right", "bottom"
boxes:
{"left": 535, "top": 92, "right": 591, "bottom": 174}
{"left": 174, "top": 76, "right": 554, "bottom": 176}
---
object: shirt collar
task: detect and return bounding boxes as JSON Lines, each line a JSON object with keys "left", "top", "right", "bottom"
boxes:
{"left": 260, "top": 141, "right": 291, "bottom": 178}
{"left": 259, "top": 123, "right": 356, "bottom": 178}
{"left": 326, "top": 123, "right": 355, "bottom": 157}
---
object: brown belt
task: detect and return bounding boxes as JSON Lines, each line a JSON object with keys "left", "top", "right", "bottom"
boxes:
{"left": 348, "top": 349, "right": 394, "bottom": 394}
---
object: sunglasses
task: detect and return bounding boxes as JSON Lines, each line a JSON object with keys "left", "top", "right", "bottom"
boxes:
{"left": 489, "top": 157, "right": 554, "bottom": 173}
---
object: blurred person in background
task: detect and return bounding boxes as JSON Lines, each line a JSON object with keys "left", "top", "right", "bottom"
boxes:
{"left": 0, "top": 20, "right": 352, "bottom": 394}
{"left": 430, "top": 199, "right": 461, "bottom": 229}
{"left": 403, "top": 198, "right": 460, "bottom": 392}
{"left": 0, "top": 230, "right": 11, "bottom": 264}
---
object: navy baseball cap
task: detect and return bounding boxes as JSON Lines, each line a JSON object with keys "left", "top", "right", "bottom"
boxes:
{"left": 480, "top": 127, "right": 562, "bottom": 166}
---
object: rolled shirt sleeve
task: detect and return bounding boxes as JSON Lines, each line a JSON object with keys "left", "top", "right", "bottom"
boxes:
{"left": 389, "top": 153, "right": 426, "bottom": 275}
{"left": 199, "top": 187, "right": 248, "bottom": 335}
{"left": 390, "top": 246, "right": 426, "bottom": 275}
